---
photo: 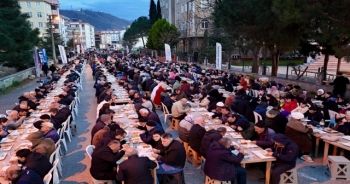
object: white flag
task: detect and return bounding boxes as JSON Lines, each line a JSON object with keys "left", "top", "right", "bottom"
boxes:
{"left": 58, "top": 45, "right": 67, "bottom": 64}
{"left": 126, "top": 45, "right": 129, "bottom": 54}
{"left": 164, "top": 44, "right": 171, "bottom": 62}
{"left": 81, "top": 45, "right": 85, "bottom": 53}
{"left": 216, "top": 43, "right": 222, "bottom": 70}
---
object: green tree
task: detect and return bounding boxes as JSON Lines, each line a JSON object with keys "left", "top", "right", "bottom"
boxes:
{"left": 67, "top": 38, "right": 74, "bottom": 50}
{"left": 156, "top": 0, "right": 162, "bottom": 20}
{"left": 39, "top": 17, "right": 64, "bottom": 60}
{"left": 0, "top": 0, "right": 40, "bottom": 70}
{"left": 149, "top": 0, "right": 157, "bottom": 25}
{"left": 146, "top": 19, "right": 180, "bottom": 51}
{"left": 123, "top": 28, "right": 139, "bottom": 50}
{"left": 129, "top": 16, "right": 151, "bottom": 48}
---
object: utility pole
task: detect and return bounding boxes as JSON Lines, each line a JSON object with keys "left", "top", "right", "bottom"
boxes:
{"left": 48, "top": 15, "right": 57, "bottom": 64}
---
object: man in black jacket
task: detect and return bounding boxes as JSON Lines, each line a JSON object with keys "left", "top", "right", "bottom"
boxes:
{"left": 200, "top": 127, "right": 227, "bottom": 158}
{"left": 16, "top": 149, "right": 52, "bottom": 178}
{"left": 90, "top": 140, "right": 127, "bottom": 180}
{"left": 189, "top": 117, "right": 206, "bottom": 155}
{"left": 117, "top": 147, "right": 157, "bottom": 184}
{"left": 151, "top": 133, "right": 186, "bottom": 175}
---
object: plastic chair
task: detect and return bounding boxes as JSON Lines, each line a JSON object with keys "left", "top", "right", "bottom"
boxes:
{"left": 5, "top": 110, "right": 11, "bottom": 115}
{"left": 46, "top": 159, "right": 60, "bottom": 184}
{"left": 64, "top": 116, "right": 73, "bottom": 142}
{"left": 161, "top": 102, "right": 172, "bottom": 123}
{"left": 86, "top": 145, "right": 95, "bottom": 160}
{"left": 327, "top": 110, "right": 338, "bottom": 128}
{"left": 59, "top": 122, "right": 68, "bottom": 151}
{"left": 253, "top": 111, "right": 262, "bottom": 124}
{"left": 43, "top": 173, "right": 52, "bottom": 184}
{"left": 49, "top": 145, "right": 62, "bottom": 176}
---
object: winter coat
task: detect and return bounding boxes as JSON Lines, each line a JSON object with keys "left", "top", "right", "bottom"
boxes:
{"left": 188, "top": 124, "right": 206, "bottom": 154}
{"left": 200, "top": 130, "right": 223, "bottom": 158}
{"left": 282, "top": 99, "right": 298, "bottom": 112}
{"left": 11, "top": 169, "right": 44, "bottom": 184}
{"left": 20, "top": 152, "right": 52, "bottom": 178}
{"left": 43, "top": 129, "right": 60, "bottom": 143}
{"left": 26, "top": 132, "right": 55, "bottom": 159}
{"left": 271, "top": 134, "right": 298, "bottom": 166}
{"left": 158, "top": 140, "right": 186, "bottom": 168}
{"left": 255, "top": 105, "right": 267, "bottom": 119}
{"left": 285, "top": 118, "right": 313, "bottom": 153}
{"left": 231, "top": 94, "right": 249, "bottom": 115}
{"left": 269, "top": 114, "right": 288, "bottom": 134}
{"left": 256, "top": 128, "right": 276, "bottom": 149}
{"left": 140, "top": 124, "right": 165, "bottom": 146}
{"left": 239, "top": 122, "right": 256, "bottom": 140}
{"left": 204, "top": 141, "right": 244, "bottom": 181}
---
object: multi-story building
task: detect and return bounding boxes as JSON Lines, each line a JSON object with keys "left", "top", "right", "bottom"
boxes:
{"left": 66, "top": 19, "right": 95, "bottom": 49}
{"left": 18, "top": 0, "right": 60, "bottom": 36}
{"left": 159, "top": 0, "right": 175, "bottom": 24}
{"left": 58, "top": 15, "right": 70, "bottom": 46}
{"left": 97, "top": 30, "right": 123, "bottom": 49}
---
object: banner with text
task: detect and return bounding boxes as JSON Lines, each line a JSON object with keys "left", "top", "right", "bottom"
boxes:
{"left": 164, "top": 44, "right": 172, "bottom": 62}
{"left": 77, "top": 45, "right": 81, "bottom": 54}
{"left": 58, "top": 45, "right": 68, "bottom": 64}
{"left": 33, "top": 47, "right": 41, "bottom": 77}
{"left": 216, "top": 42, "right": 222, "bottom": 70}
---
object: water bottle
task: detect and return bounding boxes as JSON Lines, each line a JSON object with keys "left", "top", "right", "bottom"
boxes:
{"left": 319, "top": 119, "right": 325, "bottom": 128}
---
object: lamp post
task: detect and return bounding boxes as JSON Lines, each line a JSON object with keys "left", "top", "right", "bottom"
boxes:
{"left": 49, "top": 15, "right": 58, "bottom": 64}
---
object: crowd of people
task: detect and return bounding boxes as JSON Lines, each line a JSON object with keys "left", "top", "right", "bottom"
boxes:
{"left": 86, "top": 50, "right": 350, "bottom": 184}
{"left": 0, "top": 57, "right": 86, "bottom": 183}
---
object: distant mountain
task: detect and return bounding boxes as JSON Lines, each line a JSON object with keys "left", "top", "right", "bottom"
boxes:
{"left": 60, "top": 10, "right": 130, "bottom": 30}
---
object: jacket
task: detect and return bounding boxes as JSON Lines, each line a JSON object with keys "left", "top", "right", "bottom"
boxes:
{"left": 199, "top": 97, "right": 210, "bottom": 107}
{"left": 231, "top": 94, "right": 249, "bottom": 115}
{"left": 90, "top": 145, "right": 125, "bottom": 179}
{"left": 188, "top": 124, "right": 206, "bottom": 154}
{"left": 158, "top": 140, "right": 186, "bottom": 168}
{"left": 27, "top": 132, "right": 55, "bottom": 159}
{"left": 256, "top": 128, "right": 275, "bottom": 149}
{"left": 272, "top": 134, "right": 298, "bottom": 166}
{"left": 20, "top": 152, "right": 52, "bottom": 178}
{"left": 92, "top": 127, "right": 110, "bottom": 146}
{"left": 200, "top": 130, "right": 223, "bottom": 158}
{"left": 163, "top": 96, "right": 174, "bottom": 113}
{"left": 147, "top": 112, "right": 162, "bottom": 126}
{"left": 204, "top": 141, "right": 244, "bottom": 181}
{"left": 285, "top": 118, "right": 313, "bottom": 153}
{"left": 282, "top": 99, "right": 298, "bottom": 112}
{"left": 91, "top": 121, "right": 106, "bottom": 143}
{"left": 175, "top": 91, "right": 187, "bottom": 101}
{"left": 116, "top": 155, "right": 157, "bottom": 184}
{"left": 171, "top": 101, "right": 188, "bottom": 118}
{"left": 178, "top": 120, "right": 192, "bottom": 142}
{"left": 255, "top": 104, "right": 267, "bottom": 119}
{"left": 43, "top": 129, "right": 60, "bottom": 143}
{"left": 140, "top": 124, "right": 165, "bottom": 146}
{"left": 239, "top": 122, "right": 256, "bottom": 140}
{"left": 11, "top": 169, "right": 44, "bottom": 184}
{"left": 269, "top": 114, "right": 288, "bottom": 134}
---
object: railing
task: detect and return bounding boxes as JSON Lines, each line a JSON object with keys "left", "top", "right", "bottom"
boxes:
{"left": 0, "top": 67, "right": 36, "bottom": 90}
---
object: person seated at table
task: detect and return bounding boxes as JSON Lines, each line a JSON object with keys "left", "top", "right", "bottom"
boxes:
{"left": 98, "top": 103, "right": 111, "bottom": 118}
{"left": 151, "top": 133, "right": 186, "bottom": 175}
{"left": 95, "top": 129, "right": 127, "bottom": 151}
{"left": 264, "top": 134, "right": 299, "bottom": 184}
{"left": 49, "top": 102, "right": 71, "bottom": 119}
{"left": 314, "top": 89, "right": 325, "bottom": 101}
{"left": 117, "top": 147, "right": 157, "bottom": 184}
{"left": 40, "top": 114, "right": 60, "bottom": 130}
{"left": 186, "top": 84, "right": 199, "bottom": 100}
{"left": 98, "top": 88, "right": 113, "bottom": 104}
{"left": 174, "top": 88, "right": 187, "bottom": 101}
{"left": 231, "top": 89, "right": 250, "bottom": 116}
{"left": 27, "top": 96, "right": 40, "bottom": 110}
{"left": 282, "top": 94, "right": 298, "bottom": 112}
{"left": 334, "top": 112, "right": 350, "bottom": 135}
{"left": 140, "top": 120, "right": 165, "bottom": 146}
{"left": 251, "top": 120, "right": 275, "bottom": 149}
{"left": 152, "top": 130, "right": 165, "bottom": 150}
{"left": 5, "top": 165, "right": 43, "bottom": 184}
{"left": 200, "top": 127, "right": 227, "bottom": 158}
{"left": 179, "top": 115, "right": 194, "bottom": 143}
{"left": 6, "top": 110, "right": 25, "bottom": 128}
{"left": 92, "top": 123, "right": 120, "bottom": 146}
{"left": 204, "top": 138, "right": 246, "bottom": 184}
{"left": 189, "top": 117, "right": 206, "bottom": 155}
{"left": 235, "top": 120, "right": 256, "bottom": 140}
{"left": 13, "top": 101, "right": 31, "bottom": 113}
{"left": 224, "top": 114, "right": 248, "bottom": 128}
{"left": 139, "top": 108, "right": 162, "bottom": 126}
{"left": 131, "top": 117, "right": 147, "bottom": 131}
{"left": 91, "top": 114, "right": 112, "bottom": 143}
{"left": 265, "top": 94, "right": 279, "bottom": 107}
{"left": 322, "top": 92, "right": 339, "bottom": 120}
{"left": 221, "top": 106, "right": 234, "bottom": 124}
{"left": 171, "top": 98, "right": 191, "bottom": 121}
{"left": 285, "top": 112, "right": 314, "bottom": 162}
{"left": 16, "top": 148, "right": 52, "bottom": 178}
{"left": 96, "top": 96, "right": 112, "bottom": 115}
{"left": 269, "top": 86, "right": 280, "bottom": 99}
{"left": 38, "top": 122, "right": 60, "bottom": 143}
{"left": 90, "top": 140, "right": 128, "bottom": 180}
{"left": 304, "top": 106, "right": 324, "bottom": 126}
{"left": 18, "top": 92, "right": 31, "bottom": 103}
{"left": 163, "top": 93, "right": 176, "bottom": 113}
{"left": 141, "top": 96, "right": 154, "bottom": 112}
{"left": 291, "top": 101, "right": 309, "bottom": 114}
{"left": 291, "top": 85, "right": 303, "bottom": 98}
{"left": 132, "top": 92, "right": 142, "bottom": 104}
{"left": 49, "top": 108, "right": 67, "bottom": 125}
{"left": 26, "top": 131, "right": 55, "bottom": 159}
{"left": 198, "top": 92, "right": 209, "bottom": 108}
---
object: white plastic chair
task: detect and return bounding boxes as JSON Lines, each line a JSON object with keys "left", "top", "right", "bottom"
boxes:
{"left": 64, "top": 116, "right": 73, "bottom": 142}
{"left": 49, "top": 145, "right": 62, "bottom": 176}
{"left": 5, "top": 110, "right": 11, "bottom": 115}
{"left": 0, "top": 114, "right": 6, "bottom": 118}
{"left": 253, "top": 111, "right": 263, "bottom": 124}
{"left": 58, "top": 122, "right": 68, "bottom": 151}
{"left": 43, "top": 173, "right": 52, "bottom": 184}
{"left": 161, "top": 102, "right": 172, "bottom": 123}
{"left": 47, "top": 159, "right": 60, "bottom": 184}
{"left": 86, "top": 145, "right": 95, "bottom": 160}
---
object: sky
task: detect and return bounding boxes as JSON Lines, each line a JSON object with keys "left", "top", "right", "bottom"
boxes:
{"left": 59, "top": 0, "right": 149, "bottom": 21}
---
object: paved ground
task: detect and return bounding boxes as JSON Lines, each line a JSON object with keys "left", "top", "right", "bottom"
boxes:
{"left": 0, "top": 66, "right": 349, "bottom": 184}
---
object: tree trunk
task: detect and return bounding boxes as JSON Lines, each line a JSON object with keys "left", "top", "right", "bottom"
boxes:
{"left": 323, "top": 53, "right": 329, "bottom": 80}
{"left": 251, "top": 47, "right": 261, "bottom": 73}
{"left": 141, "top": 37, "right": 145, "bottom": 48}
{"left": 271, "top": 52, "right": 280, "bottom": 77}
{"left": 336, "top": 57, "right": 341, "bottom": 74}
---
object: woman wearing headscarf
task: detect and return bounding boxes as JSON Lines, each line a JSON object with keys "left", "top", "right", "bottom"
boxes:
{"left": 269, "top": 86, "right": 280, "bottom": 99}
{"left": 198, "top": 92, "right": 210, "bottom": 108}
{"left": 314, "top": 89, "right": 325, "bottom": 101}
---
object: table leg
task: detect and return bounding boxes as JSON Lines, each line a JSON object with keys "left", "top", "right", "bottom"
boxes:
{"left": 241, "top": 163, "right": 246, "bottom": 168}
{"left": 265, "top": 161, "right": 272, "bottom": 184}
{"left": 323, "top": 142, "right": 329, "bottom": 165}
{"left": 333, "top": 146, "right": 338, "bottom": 155}
{"left": 315, "top": 137, "right": 320, "bottom": 158}
{"left": 340, "top": 150, "right": 344, "bottom": 156}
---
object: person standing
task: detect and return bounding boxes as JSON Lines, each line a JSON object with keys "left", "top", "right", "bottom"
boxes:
{"left": 330, "top": 72, "right": 350, "bottom": 98}
{"left": 42, "top": 63, "right": 49, "bottom": 76}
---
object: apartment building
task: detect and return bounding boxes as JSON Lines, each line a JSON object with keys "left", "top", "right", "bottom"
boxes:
{"left": 66, "top": 20, "right": 95, "bottom": 49}
{"left": 97, "top": 30, "right": 123, "bottom": 49}
{"left": 18, "top": 0, "right": 60, "bottom": 36}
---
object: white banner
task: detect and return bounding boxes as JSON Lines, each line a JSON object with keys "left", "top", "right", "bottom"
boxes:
{"left": 216, "top": 42, "right": 222, "bottom": 70}
{"left": 126, "top": 45, "right": 129, "bottom": 54}
{"left": 32, "top": 47, "right": 41, "bottom": 77}
{"left": 58, "top": 45, "right": 67, "bottom": 64}
{"left": 164, "top": 44, "right": 171, "bottom": 61}
{"left": 77, "top": 45, "right": 81, "bottom": 54}
{"left": 81, "top": 45, "right": 85, "bottom": 54}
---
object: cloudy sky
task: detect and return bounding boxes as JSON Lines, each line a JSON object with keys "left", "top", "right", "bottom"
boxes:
{"left": 59, "top": 0, "right": 149, "bottom": 21}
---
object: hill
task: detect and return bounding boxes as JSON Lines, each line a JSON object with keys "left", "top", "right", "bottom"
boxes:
{"left": 60, "top": 9, "right": 130, "bottom": 30}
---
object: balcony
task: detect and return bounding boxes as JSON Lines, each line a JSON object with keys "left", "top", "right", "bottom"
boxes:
{"left": 51, "top": 10, "right": 58, "bottom": 16}
{"left": 53, "top": 28, "right": 60, "bottom": 34}
{"left": 45, "top": 0, "right": 60, "bottom": 6}
{"left": 52, "top": 19, "right": 59, "bottom": 25}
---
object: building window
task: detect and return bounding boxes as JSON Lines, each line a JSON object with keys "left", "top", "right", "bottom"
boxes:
{"left": 166, "top": 2, "right": 168, "bottom": 9}
{"left": 201, "top": 20, "right": 209, "bottom": 29}
{"left": 26, "top": 2, "right": 31, "bottom": 7}
{"left": 200, "top": 0, "right": 210, "bottom": 9}
{"left": 184, "top": 3, "right": 187, "bottom": 11}
{"left": 37, "top": 12, "right": 42, "bottom": 18}
{"left": 30, "top": 22, "right": 33, "bottom": 28}
{"left": 38, "top": 22, "right": 43, "bottom": 28}
{"left": 176, "top": 13, "right": 179, "bottom": 20}
{"left": 180, "top": 22, "right": 186, "bottom": 30}
{"left": 181, "top": 4, "right": 184, "bottom": 13}
{"left": 27, "top": 12, "right": 32, "bottom": 18}
{"left": 36, "top": 2, "right": 40, "bottom": 7}
{"left": 176, "top": 0, "right": 179, "bottom": 4}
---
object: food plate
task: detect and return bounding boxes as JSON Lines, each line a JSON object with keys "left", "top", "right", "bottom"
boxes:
{"left": 242, "top": 144, "right": 259, "bottom": 149}
{"left": 0, "top": 152, "right": 7, "bottom": 160}
{"left": 252, "top": 150, "right": 274, "bottom": 159}
{"left": 342, "top": 136, "right": 350, "bottom": 141}
{"left": 1, "top": 143, "right": 14, "bottom": 151}
{"left": 0, "top": 136, "right": 17, "bottom": 143}
{"left": 21, "top": 134, "right": 29, "bottom": 140}
{"left": 130, "top": 131, "right": 142, "bottom": 138}
{"left": 131, "top": 137, "right": 142, "bottom": 143}
{"left": 9, "top": 129, "right": 25, "bottom": 136}
{"left": 240, "top": 140, "right": 251, "bottom": 144}
{"left": 229, "top": 133, "right": 243, "bottom": 139}
{"left": 201, "top": 112, "right": 214, "bottom": 117}
{"left": 14, "top": 143, "right": 32, "bottom": 152}
{"left": 115, "top": 114, "right": 124, "bottom": 118}
{"left": 127, "top": 114, "right": 138, "bottom": 119}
